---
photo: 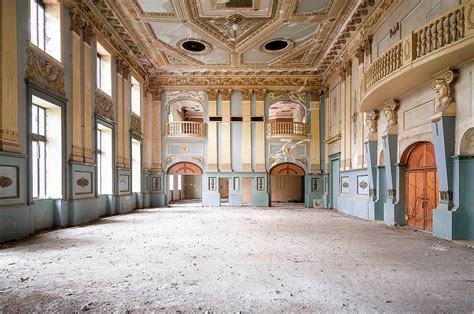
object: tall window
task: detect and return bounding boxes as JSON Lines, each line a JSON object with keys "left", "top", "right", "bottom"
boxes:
{"left": 96, "top": 42, "right": 112, "bottom": 96}
{"left": 31, "top": 96, "right": 62, "bottom": 199}
{"left": 131, "top": 138, "right": 141, "bottom": 193}
{"left": 29, "top": 0, "right": 61, "bottom": 60}
{"left": 96, "top": 124, "right": 113, "bottom": 195}
{"left": 31, "top": 105, "right": 46, "bottom": 199}
{"left": 131, "top": 76, "right": 141, "bottom": 116}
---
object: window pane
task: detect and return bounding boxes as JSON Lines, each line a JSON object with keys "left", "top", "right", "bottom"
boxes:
{"left": 32, "top": 105, "right": 38, "bottom": 134}
{"left": 38, "top": 107, "right": 45, "bottom": 136}
{"left": 38, "top": 5, "right": 45, "bottom": 51}
{"left": 178, "top": 175, "right": 182, "bottom": 191}
{"left": 131, "top": 83, "right": 141, "bottom": 115}
{"left": 32, "top": 141, "right": 39, "bottom": 198}
{"left": 96, "top": 55, "right": 101, "bottom": 89}
{"left": 30, "top": 0, "right": 38, "bottom": 46}
{"left": 38, "top": 140, "right": 46, "bottom": 198}
{"left": 169, "top": 175, "right": 174, "bottom": 190}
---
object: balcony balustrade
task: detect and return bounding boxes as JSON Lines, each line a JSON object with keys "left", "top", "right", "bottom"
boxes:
{"left": 267, "top": 122, "right": 309, "bottom": 139}
{"left": 165, "top": 121, "right": 207, "bottom": 138}
{"left": 360, "top": 1, "right": 474, "bottom": 111}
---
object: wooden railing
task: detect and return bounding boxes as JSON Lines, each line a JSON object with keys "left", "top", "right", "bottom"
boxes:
{"left": 267, "top": 122, "right": 309, "bottom": 137}
{"left": 364, "top": 3, "right": 470, "bottom": 93}
{"left": 165, "top": 121, "right": 207, "bottom": 137}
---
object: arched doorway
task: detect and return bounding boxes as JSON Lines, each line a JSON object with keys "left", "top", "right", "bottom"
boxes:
{"left": 404, "top": 142, "right": 438, "bottom": 231}
{"left": 167, "top": 162, "right": 203, "bottom": 205}
{"left": 270, "top": 163, "right": 305, "bottom": 205}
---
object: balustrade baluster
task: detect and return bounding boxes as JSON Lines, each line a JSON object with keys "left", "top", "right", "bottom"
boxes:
{"left": 432, "top": 21, "right": 438, "bottom": 50}
{"left": 444, "top": 15, "right": 451, "bottom": 45}
{"left": 459, "top": 8, "right": 465, "bottom": 38}
{"left": 427, "top": 25, "right": 433, "bottom": 53}
{"left": 416, "top": 31, "right": 421, "bottom": 58}
{"left": 450, "top": 12, "right": 457, "bottom": 42}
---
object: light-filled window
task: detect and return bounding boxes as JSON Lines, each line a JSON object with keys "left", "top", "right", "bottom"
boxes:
{"left": 96, "top": 42, "right": 112, "bottom": 96}
{"left": 96, "top": 123, "right": 113, "bottom": 195}
{"left": 169, "top": 175, "right": 174, "bottom": 190}
{"left": 131, "top": 76, "right": 141, "bottom": 116}
{"left": 131, "top": 138, "right": 141, "bottom": 193}
{"left": 30, "top": 0, "right": 61, "bottom": 61}
{"left": 178, "top": 175, "right": 182, "bottom": 191}
{"left": 31, "top": 96, "right": 62, "bottom": 199}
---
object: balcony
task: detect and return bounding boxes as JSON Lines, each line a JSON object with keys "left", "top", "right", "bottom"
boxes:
{"left": 165, "top": 121, "right": 207, "bottom": 138}
{"left": 267, "top": 122, "right": 309, "bottom": 139}
{"left": 360, "top": 1, "right": 474, "bottom": 112}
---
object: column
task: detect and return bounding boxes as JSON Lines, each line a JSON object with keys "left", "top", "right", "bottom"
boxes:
{"left": 220, "top": 89, "right": 232, "bottom": 172}
{"left": 207, "top": 89, "right": 218, "bottom": 172}
{"left": 309, "top": 91, "right": 321, "bottom": 173}
{"left": 115, "top": 59, "right": 124, "bottom": 168}
{"left": 82, "top": 27, "right": 93, "bottom": 164}
{"left": 122, "top": 72, "right": 130, "bottom": 168}
{"left": 151, "top": 89, "right": 163, "bottom": 172}
{"left": 0, "top": 1, "right": 20, "bottom": 154}
{"left": 344, "top": 62, "right": 352, "bottom": 170}
{"left": 69, "top": 12, "right": 83, "bottom": 161}
{"left": 241, "top": 89, "right": 252, "bottom": 172}
{"left": 381, "top": 100, "right": 404, "bottom": 225}
{"left": 254, "top": 89, "right": 266, "bottom": 172}
{"left": 339, "top": 68, "right": 346, "bottom": 171}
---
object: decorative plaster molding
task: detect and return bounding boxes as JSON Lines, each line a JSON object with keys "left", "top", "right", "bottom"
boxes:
{"left": 365, "top": 110, "right": 378, "bottom": 135}
{"left": 383, "top": 99, "right": 399, "bottom": 134}
{"left": 95, "top": 90, "right": 114, "bottom": 121}
{"left": 26, "top": 47, "right": 65, "bottom": 97}
{"left": 130, "top": 114, "right": 142, "bottom": 135}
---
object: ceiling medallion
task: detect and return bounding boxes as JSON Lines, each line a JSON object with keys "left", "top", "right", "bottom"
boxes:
{"left": 260, "top": 38, "right": 294, "bottom": 54}
{"left": 178, "top": 39, "right": 212, "bottom": 55}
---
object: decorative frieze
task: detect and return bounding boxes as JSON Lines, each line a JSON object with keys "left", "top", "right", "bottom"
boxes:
{"left": 0, "top": 129, "right": 20, "bottom": 151}
{"left": 26, "top": 47, "right": 65, "bottom": 97}
{"left": 95, "top": 90, "right": 114, "bottom": 121}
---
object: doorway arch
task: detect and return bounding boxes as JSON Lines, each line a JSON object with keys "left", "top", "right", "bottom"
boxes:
{"left": 270, "top": 163, "right": 305, "bottom": 205}
{"left": 167, "top": 162, "right": 203, "bottom": 204}
{"left": 403, "top": 142, "right": 438, "bottom": 231}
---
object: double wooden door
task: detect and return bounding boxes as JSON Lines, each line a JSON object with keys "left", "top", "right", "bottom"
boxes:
{"left": 405, "top": 143, "right": 438, "bottom": 231}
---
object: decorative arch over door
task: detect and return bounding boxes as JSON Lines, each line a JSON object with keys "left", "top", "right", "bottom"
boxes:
{"left": 270, "top": 163, "right": 305, "bottom": 175}
{"left": 404, "top": 142, "right": 438, "bottom": 231}
{"left": 167, "top": 162, "right": 202, "bottom": 175}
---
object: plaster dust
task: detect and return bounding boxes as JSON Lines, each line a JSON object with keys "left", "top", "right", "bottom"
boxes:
{"left": 1, "top": 205, "right": 473, "bottom": 312}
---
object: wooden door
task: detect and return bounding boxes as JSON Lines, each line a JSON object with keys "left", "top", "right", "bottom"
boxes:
{"left": 405, "top": 143, "right": 438, "bottom": 231}
{"left": 219, "top": 178, "right": 229, "bottom": 199}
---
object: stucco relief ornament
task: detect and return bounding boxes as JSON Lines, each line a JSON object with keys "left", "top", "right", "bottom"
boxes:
{"left": 383, "top": 99, "right": 399, "bottom": 134}
{"left": 365, "top": 110, "right": 379, "bottom": 135}
{"left": 432, "top": 69, "right": 458, "bottom": 116}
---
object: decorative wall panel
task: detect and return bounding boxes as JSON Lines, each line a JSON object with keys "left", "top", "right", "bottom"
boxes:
{"left": 0, "top": 165, "right": 19, "bottom": 199}
{"left": 74, "top": 170, "right": 93, "bottom": 195}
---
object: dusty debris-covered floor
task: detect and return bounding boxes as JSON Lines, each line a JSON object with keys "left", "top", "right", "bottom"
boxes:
{"left": 1, "top": 205, "right": 473, "bottom": 312}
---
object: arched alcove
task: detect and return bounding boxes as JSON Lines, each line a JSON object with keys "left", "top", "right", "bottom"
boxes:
{"left": 168, "top": 99, "right": 205, "bottom": 123}
{"left": 460, "top": 128, "right": 474, "bottom": 155}
{"left": 270, "top": 163, "right": 305, "bottom": 205}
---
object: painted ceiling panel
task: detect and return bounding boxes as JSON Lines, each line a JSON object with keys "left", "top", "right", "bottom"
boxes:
{"left": 296, "top": 0, "right": 331, "bottom": 13}
{"left": 137, "top": 0, "right": 175, "bottom": 13}
{"left": 150, "top": 22, "right": 199, "bottom": 46}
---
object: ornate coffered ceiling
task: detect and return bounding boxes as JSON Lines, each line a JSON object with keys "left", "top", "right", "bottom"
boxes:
{"left": 67, "top": 0, "right": 384, "bottom": 88}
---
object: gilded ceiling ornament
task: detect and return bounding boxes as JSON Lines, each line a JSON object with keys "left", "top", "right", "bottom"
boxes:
{"left": 432, "top": 69, "right": 459, "bottom": 115}
{"left": 26, "top": 47, "right": 65, "bottom": 97}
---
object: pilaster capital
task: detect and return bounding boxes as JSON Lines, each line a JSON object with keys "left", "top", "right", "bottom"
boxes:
{"left": 116, "top": 57, "right": 130, "bottom": 78}
{"left": 219, "top": 88, "right": 232, "bottom": 100}
{"left": 83, "top": 23, "right": 94, "bottom": 45}
{"left": 69, "top": 9, "right": 86, "bottom": 35}
{"left": 310, "top": 90, "right": 320, "bottom": 102}
{"left": 241, "top": 89, "right": 253, "bottom": 101}
{"left": 207, "top": 89, "right": 219, "bottom": 101}
{"left": 151, "top": 88, "right": 164, "bottom": 102}
{"left": 254, "top": 89, "right": 267, "bottom": 101}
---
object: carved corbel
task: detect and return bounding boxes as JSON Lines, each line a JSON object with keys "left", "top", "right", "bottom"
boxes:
{"left": 383, "top": 99, "right": 399, "bottom": 134}
{"left": 355, "top": 47, "right": 365, "bottom": 64}
{"left": 363, "top": 35, "right": 373, "bottom": 57}
{"left": 365, "top": 110, "right": 379, "bottom": 140}
{"left": 431, "top": 68, "right": 459, "bottom": 117}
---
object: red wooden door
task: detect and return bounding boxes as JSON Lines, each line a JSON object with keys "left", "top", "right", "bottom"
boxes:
{"left": 405, "top": 143, "right": 438, "bottom": 231}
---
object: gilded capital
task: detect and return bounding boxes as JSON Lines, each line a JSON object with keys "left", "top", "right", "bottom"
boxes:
{"left": 241, "top": 89, "right": 253, "bottom": 101}
{"left": 254, "top": 89, "right": 266, "bottom": 101}
{"left": 219, "top": 89, "right": 232, "bottom": 99}
{"left": 208, "top": 89, "right": 219, "bottom": 101}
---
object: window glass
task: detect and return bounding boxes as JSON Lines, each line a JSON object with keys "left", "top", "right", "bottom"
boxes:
{"left": 131, "top": 77, "right": 141, "bottom": 116}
